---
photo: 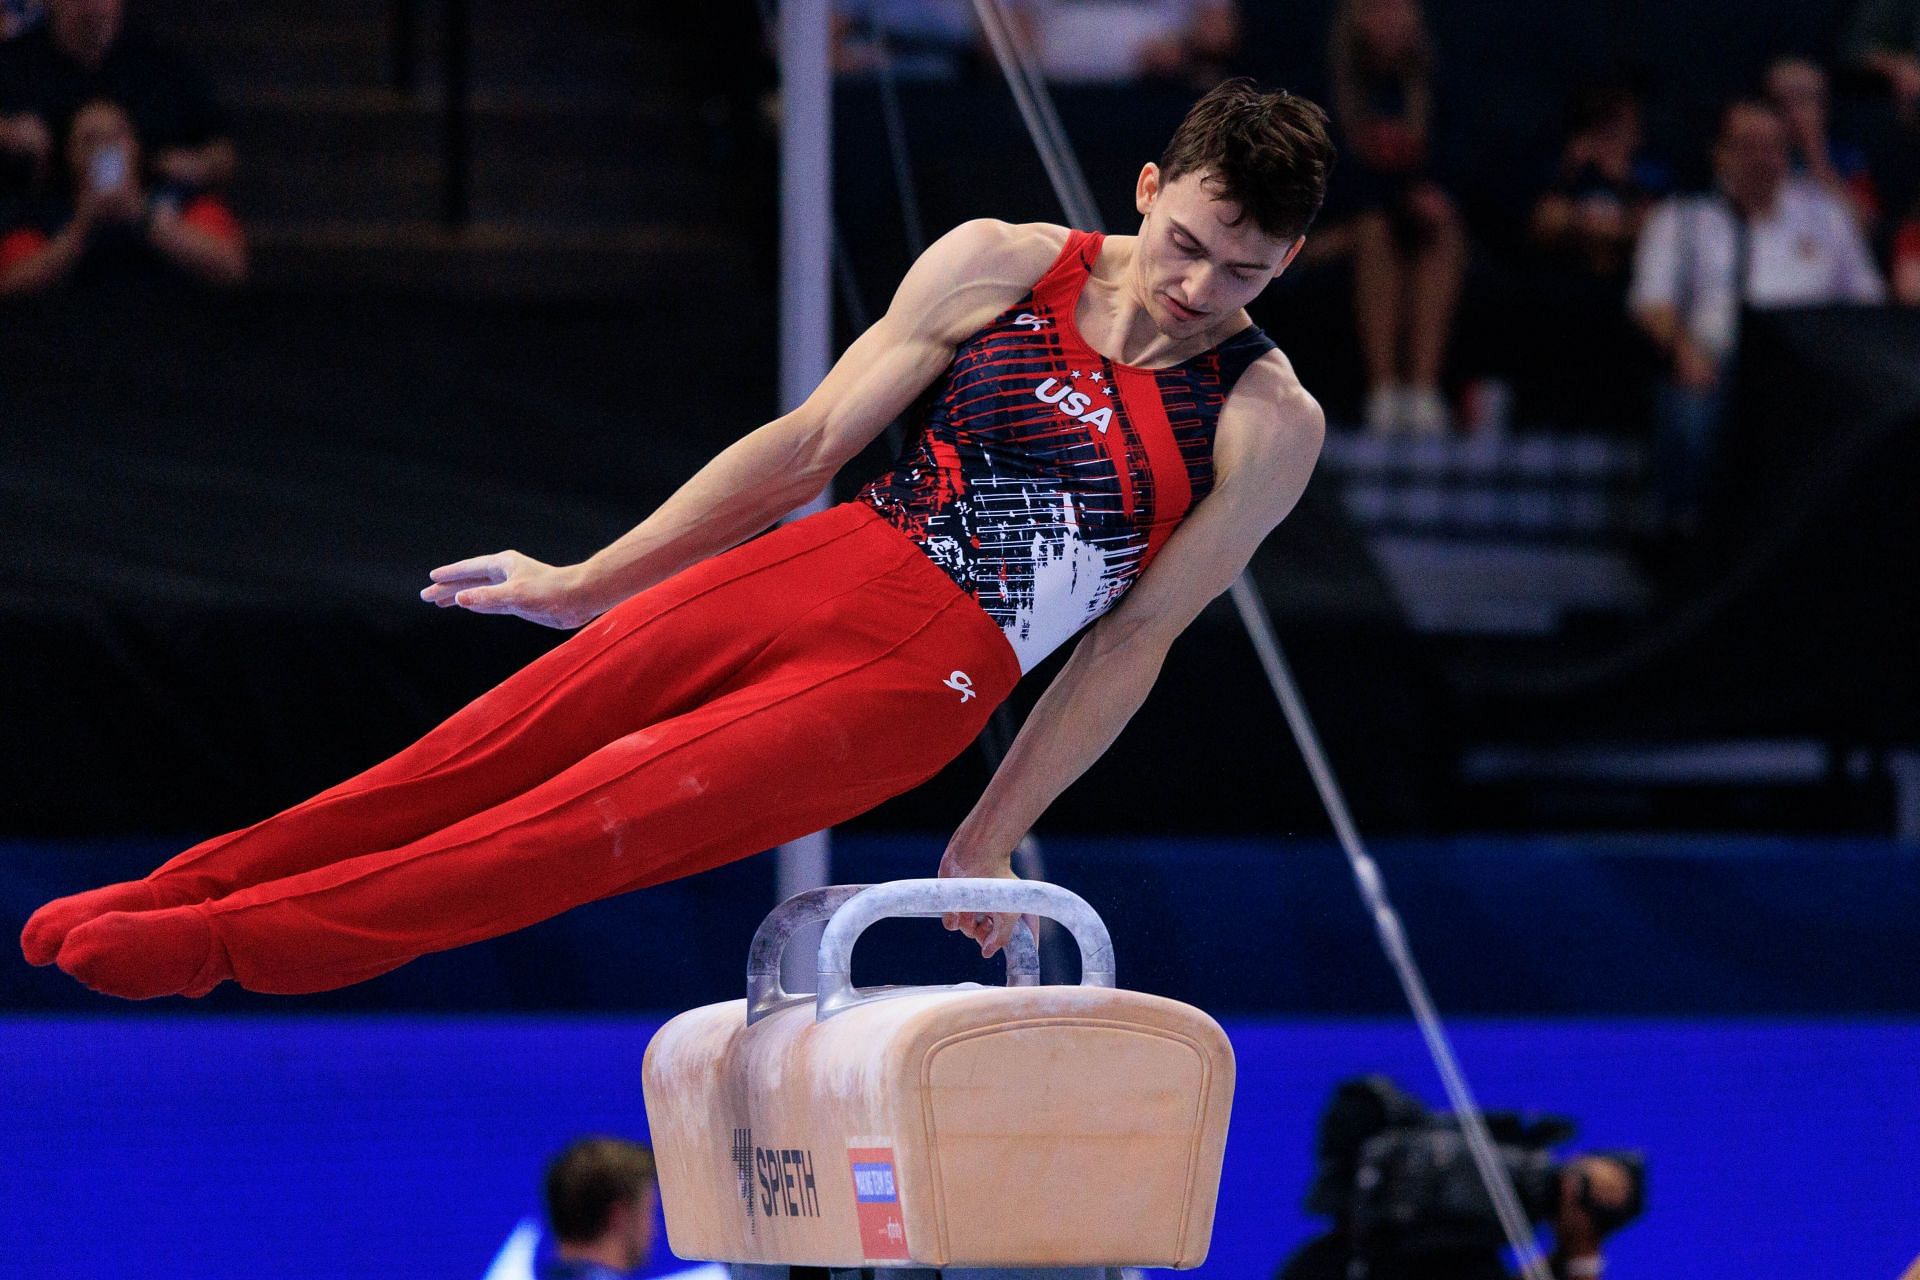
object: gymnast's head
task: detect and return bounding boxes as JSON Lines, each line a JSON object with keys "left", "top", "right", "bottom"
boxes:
{"left": 1131, "top": 78, "right": 1336, "bottom": 335}
{"left": 543, "top": 1136, "right": 658, "bottom": 1274}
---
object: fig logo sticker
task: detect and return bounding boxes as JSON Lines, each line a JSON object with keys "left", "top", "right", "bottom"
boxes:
{"left": 944, "top": 670, "right": 976, "bottom": 702}
{"left": 849, "top": 1143, "right": 909, "bottom": 1262}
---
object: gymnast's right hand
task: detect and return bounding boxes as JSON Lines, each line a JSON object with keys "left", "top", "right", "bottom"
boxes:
{"left": 420, "top": 551, "right": 597, "bottom": 629}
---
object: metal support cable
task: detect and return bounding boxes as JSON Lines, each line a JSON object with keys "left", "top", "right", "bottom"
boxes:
{"left": 969, "top": 0, "right": 1100, "bottom": 230}
{"left": 1228, "top": 581, "right": 1550, "bottom": 1277}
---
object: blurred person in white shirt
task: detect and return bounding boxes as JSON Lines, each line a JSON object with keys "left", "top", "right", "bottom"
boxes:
{"left": 1025, "top": 0, "right": 1238, "bottom": 87}
{"left": 1629, "top": 97, "right": 1883, "bottom": 530}
{"left": 1765, "top": 56, "right": 1880, "bottom": 233}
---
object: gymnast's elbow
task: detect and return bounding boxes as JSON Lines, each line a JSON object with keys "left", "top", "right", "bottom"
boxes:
{"left": 748, "top": 409, "right": 841, "bottom": 498}
{"left": 1078, "top": 608, "right": 1181, "bottom": 674}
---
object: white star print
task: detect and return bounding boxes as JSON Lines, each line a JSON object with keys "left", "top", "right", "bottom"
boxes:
{"left": 1102, "top": 385, "right": 1112, "bottom": 396}
{"left": 1089, "top": 371, "right": 1105, "bottom": 383}
{"left": 1069, "top": 369, "right": 1082, "bottom": 380}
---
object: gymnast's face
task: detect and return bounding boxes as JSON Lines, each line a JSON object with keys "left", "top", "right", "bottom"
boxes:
{"left": 1131, "top": 164, "right": 1303, "bottom": 337}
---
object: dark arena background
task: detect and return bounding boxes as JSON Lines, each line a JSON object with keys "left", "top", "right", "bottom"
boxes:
{"left": 4, "top": 1, "right": 1918, "bottom": 1277}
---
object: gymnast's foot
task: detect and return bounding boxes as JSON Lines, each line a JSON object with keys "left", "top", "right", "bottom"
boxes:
{"left": 56, "top": 905, "right": 233, "bottom": 1000}
{"left": 20, "top": 879, "right": 163, "bottom": 966}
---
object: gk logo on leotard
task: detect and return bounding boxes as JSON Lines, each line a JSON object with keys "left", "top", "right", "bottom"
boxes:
{"left": 944, "top": 670, "right": 976, "bottom": 702}
{"left": 1013, "top": 312, "right": 1048, "bottom": 331}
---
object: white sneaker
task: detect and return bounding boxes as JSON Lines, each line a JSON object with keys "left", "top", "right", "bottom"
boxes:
{"left": 1364, "top": 384, "right": 1405, "bottom": 436}
{"left": 1403, "top": 384, "right": 1451, "bottom": 437}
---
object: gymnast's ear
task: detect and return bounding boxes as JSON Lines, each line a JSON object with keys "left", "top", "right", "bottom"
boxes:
{"left": 1135, "top": 162, "right": 1163, "bottom": 218}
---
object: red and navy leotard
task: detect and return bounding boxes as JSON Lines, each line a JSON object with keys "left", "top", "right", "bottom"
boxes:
{"left": 858, "top": 228, "right": 1278, "bottom": 672}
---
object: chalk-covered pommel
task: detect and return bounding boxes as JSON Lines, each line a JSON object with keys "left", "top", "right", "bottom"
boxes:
{"left": 812, "top": 878, "right": 1113, "bottom": 1020}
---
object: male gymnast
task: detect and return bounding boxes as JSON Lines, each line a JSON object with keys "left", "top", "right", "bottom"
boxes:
{"left": 22, "top": 78, "right": 1334, "bottom": 998}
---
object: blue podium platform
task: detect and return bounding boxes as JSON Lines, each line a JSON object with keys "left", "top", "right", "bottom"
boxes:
{"left": 3, "top": 1014, "right": 1915, "bottom": 1280}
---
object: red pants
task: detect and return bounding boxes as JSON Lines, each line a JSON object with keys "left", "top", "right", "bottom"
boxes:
{"left": 135, "top": 502, "right": 1022, "bottom": 993}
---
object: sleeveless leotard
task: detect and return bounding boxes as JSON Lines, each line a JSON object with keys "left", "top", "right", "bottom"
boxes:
{"left": 859, "top": 228, "right": 1278, "bottom": 672}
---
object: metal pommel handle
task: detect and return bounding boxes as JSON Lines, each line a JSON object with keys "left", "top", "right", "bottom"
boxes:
{"left": 746, "top": 885, "right": 874, "bottom": 1025}
{"left": 814, "top": 878, "right": 1115, "bottom": 1021}
{"left": 745, "top": 882, "right": 1040, "bottom": 1026}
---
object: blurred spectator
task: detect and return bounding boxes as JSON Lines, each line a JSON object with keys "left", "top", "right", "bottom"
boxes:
{"left": 0, "top": 0, "right": 235, "bottom": 197}
{"left": 1530, "top": 84, "right": 1666, "bottom": 283}
{"left": 1025, "top": 0, "right": 1239, "bottom": 87}
{"left": 539, "top": 1137, "right": 658, "bottom": 1280}
{"left": 1766, "top": 56, "right": 1880, "bottom": 231}
{"left": 1893, "top": 196, "right": 1920, "bottom": 302}
{"left": 0, "top": 98, "right": 245, "bottom": 294}
{"left": 2, "top": 0, "right": 45, "bottom": 40}
{"left": 832, "top": 0, "right": 991, "bottom": 80}
{"left": 1329, "top": 0, "right": 1464, "bottom": 436}
{"left": 1842, "top": 0, "right": 1920, "bottom": 124}
{"left": 1506, "top": 83, "right": 1666, "bottom": 431}
{"left": 1629, "top": 98, "right": 1884, "bottom": 528}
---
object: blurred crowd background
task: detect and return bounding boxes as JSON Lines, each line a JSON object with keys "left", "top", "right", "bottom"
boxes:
{"left": 3, "top": 3, "right": 1918, "bottom": 1278}
{"left": 3, "top": 0, "right": 1915, "bottom": 847}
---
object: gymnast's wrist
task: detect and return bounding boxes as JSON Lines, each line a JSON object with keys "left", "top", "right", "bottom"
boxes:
{"left": 938, "top": 835, "right": 1013, "bottom": 879}
{"left": 563, "top": 558, "right": 629, "bottom": 621}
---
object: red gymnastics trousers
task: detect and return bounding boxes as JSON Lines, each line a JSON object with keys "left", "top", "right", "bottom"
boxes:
{"left": 24, "top": 502, "right": 1023, "bottom": 998}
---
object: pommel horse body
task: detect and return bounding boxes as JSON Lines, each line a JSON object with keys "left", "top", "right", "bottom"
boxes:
{"left": 643, "top": 880, "right": 1235, "bottom": 1279}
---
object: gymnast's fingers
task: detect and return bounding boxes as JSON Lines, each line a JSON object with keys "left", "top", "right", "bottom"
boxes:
{"left": 419, "top": 581, "right": 475, "bottom": 605}
{"left": 986, "top": 911, "right": 1037, "bottom": 960}
{"left": 976, "top": 912, "right": 1015, "bottom": 958}
{"left": 428, "top": 552, "right": 513, "bottom": 584}
{"left": 454, "top": 584, "right": 518, "bottom": 613}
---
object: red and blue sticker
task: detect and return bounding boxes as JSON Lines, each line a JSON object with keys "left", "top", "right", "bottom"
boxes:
{"left": 847, "top": 1145, "right": 909, "bottom": 1261}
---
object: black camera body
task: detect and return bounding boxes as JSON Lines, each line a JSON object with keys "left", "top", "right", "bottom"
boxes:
{"left": 1305, "top": 1075, "right": 1644, "bottom": 1262}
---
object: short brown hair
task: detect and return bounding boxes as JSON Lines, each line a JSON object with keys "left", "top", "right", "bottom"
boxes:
{"left": 1158, "top": 78, "right": 1336, "bottom": 241}
{"left": 544, "top": 1137, "right": 657, "bottom": 1244}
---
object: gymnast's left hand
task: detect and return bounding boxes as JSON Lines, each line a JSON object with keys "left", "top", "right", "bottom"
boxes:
{"left": 419, "top": 551, "right": 597, "bottom": 629}
{"left": 937, "top": 845, "right": 1027, "bottom": 960}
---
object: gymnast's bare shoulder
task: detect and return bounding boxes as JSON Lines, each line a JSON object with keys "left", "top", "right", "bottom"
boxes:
{"left": 1236, "top": 343, "right": 1316, "bottom": 421}
{"left": 894, "top": 218, "right": 1072, "bottom": 345}
{"left": 790, "top": 220, "right": 1068, "bottom": 464}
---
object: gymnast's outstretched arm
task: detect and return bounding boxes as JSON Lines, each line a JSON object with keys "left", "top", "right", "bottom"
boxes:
{"left": 939, "top": 353, "right": 1325, "bottom": 956}
{"left": 419, "top": 219, "right": 1065, "bottom": 630}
